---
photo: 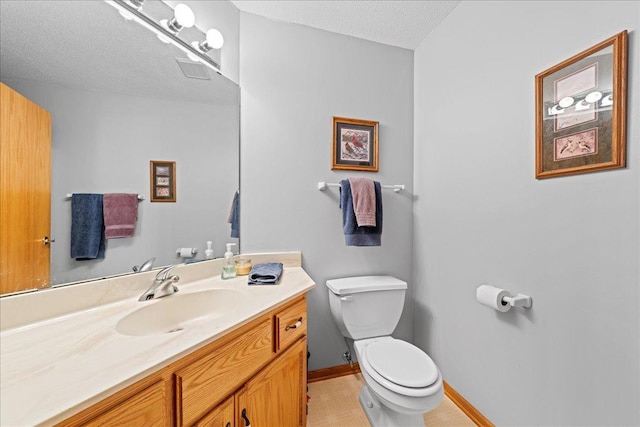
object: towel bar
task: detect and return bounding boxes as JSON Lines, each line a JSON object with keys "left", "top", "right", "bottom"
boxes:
{"left": 65, "top": 193, "right": 145, "bottom": 200}
{"left": 317, "top": 181, "right": 405, "bottom": 193}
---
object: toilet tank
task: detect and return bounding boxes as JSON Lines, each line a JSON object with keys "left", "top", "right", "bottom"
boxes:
{"left": 326, "top": 276, "right": 407, "bottom": 340}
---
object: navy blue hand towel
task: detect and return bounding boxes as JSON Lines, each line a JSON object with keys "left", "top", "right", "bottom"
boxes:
{"left": 228, "top": 190, "right": 239, "bottom": 238}
{"left": 71, "top": 193, "right": 106, "bottom": 260}
{"left": 340, "top": 179, "right": 383, "bottom": 246}
{"left": 248, "top": 262, "right": 283, "bottom": 285}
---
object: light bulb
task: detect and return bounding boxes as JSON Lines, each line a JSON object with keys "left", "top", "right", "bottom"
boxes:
{"left": 584, "top": 91, "right": 602, "bottom": 104}
{"left": 166, "top": 4, "right": 195, "bottom": 33}
{"left": 558, "top": 97, "right": 574, "bottom": 108}
{"left": 199, "top": 28, "right": 224, "bottom": 51}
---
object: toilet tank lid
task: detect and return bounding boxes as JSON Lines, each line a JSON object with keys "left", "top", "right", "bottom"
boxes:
{"left": 326, "top": 276, "right": 407, "bottom": 295}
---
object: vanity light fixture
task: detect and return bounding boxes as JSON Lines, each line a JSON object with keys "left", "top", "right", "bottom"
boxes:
{"left": 105, "top": 0, "right": 223, "bottom": 73}
{"left": 195, "top": 28, "right": 224, "bottom": 52}
{"left": 128, "top": 0, "right": 145, "bottom": 9}
{"left": 161, "top": 3, "right": 195, "bottom": 34}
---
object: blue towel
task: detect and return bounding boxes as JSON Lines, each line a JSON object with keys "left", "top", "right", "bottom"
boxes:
{"left": 248, "top": 262, "right": 283, "bottom": 285}
{"left": 70, "top": 193, "right": 105, "bottom": 260}
{"left": 340, "top": 179, "right": 382, "bottom": 246}
{"left": 228, "top": 191, "right": 239, "bottom": 238}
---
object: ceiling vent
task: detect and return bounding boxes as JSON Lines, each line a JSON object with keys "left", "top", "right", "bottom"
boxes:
{"left": 175, "top": 58, "right": 211, "bottom": 80}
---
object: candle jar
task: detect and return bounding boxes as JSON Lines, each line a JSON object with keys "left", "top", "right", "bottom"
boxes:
{"left": 235, "top": 257, "right": 252, "bottom": 276}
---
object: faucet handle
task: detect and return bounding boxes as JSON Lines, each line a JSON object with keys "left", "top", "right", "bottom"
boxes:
{"left": 156, "top": 263, "right": 183, "bottom": 280}
{"left": 133, "top": 257, "right": 156, "bottom": 273}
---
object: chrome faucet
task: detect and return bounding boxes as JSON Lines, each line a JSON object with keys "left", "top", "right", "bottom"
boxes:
{"left": 132, "top": 257, "right": 156, "bottom": 273}
{"left": 138, "top": 264, "right": 181, "bottom": 301}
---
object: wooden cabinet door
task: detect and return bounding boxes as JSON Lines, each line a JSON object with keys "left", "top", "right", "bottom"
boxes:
{"left": 0, "top": 82, "right": 51, "bottom": 295}
{"left": 236, "top": 337, "right": 307, "bottom": 427}
{"left": 194, "top": 395, "right": 234, "bottom": 427}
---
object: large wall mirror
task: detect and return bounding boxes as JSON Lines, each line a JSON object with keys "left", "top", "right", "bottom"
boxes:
{"left": 0, "top": 1, "right": 240, "bottom": 295}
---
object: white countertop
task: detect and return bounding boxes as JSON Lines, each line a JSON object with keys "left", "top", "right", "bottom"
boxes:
{"left": 0, "top": 265, "right": 315, "bottom": 426}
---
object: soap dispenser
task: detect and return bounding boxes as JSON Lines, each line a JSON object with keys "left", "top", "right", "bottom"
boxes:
{"left": 221, "top": 243, "right": 236, "bottom": 279}
{"left": 205, "top": 241, "right": 214, "bottom": 260}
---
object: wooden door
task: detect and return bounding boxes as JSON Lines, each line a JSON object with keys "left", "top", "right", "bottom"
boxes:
{"left": 236, "top": 337, "right": 307, "bottom": 427}
{"left": 0, "top": 83, "right": 51, "bottom": 295}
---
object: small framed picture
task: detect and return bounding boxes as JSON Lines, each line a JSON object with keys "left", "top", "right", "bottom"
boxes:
{"left": 332, "top": 116, "right": 379, "bottom": 172}
{"left": 535, "top": 31, "right": 627, "bottom": 179}
{"left": 150, "top": 160, "right": 176, "bottom": 202}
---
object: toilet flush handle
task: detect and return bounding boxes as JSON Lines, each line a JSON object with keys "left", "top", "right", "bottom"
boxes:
{"left": 340, "top": 295, "right": 352, "bottom": 302}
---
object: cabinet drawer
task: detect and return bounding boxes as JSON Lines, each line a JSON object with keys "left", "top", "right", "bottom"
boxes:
{"left": 176, "top": 318, "right": 272, "bottom": 426}
{"left": 274, "top": 297, "right": 307, "bottom": 352}
{"left": 83, "top": 380, "right": 167, "bottom": 427}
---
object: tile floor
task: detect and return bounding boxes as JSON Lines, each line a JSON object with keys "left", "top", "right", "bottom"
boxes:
{"left": 307, "top": 373, "right": 476, "bottom": 427}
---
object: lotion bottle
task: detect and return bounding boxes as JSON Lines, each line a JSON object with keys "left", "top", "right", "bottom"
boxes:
{"left": 221, "top": 243, "right": 236, "bottom": 279}
{"left": 205, "top": 241, "right": 214, "bottom": 260}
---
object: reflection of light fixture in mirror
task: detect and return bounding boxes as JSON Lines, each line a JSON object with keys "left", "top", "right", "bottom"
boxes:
{"left": 558, "top": 97, "right": 574, "bottom": 108}
{"left": 548, "top": 104, "right": 564, "bottom": 115}
{"left": 118, "top": 0, "right": 144, "bottom": 20}
{"left": 585, "top": 91, "right": 603, "bottom": 103}
{"left": 196, "top": 29, "right": 224, "bottom": 51}
{"left": 128, "top": 0, "right": 145, "bottom": 8}
{"left": 105, "top": 0, "right": 222, "bottom": 73}
{"left": 160, "top": 4, "right": 195, "bottom": 34}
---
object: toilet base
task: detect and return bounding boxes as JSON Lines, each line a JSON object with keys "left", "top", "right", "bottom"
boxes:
{"left": 359, "top": 386, "right": 425, "bottom": 427}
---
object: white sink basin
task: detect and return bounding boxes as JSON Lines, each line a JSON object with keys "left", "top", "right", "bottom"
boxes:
{"left": 116, "top": 289, "right": 246, "bottom": 336}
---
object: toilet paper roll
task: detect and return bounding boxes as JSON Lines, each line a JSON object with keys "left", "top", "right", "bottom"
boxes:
{"left": 476, "top": 284, "right": 511, "bottom": 312}
{"left": 177, "top": 247, "right": 198, "bottom": 258}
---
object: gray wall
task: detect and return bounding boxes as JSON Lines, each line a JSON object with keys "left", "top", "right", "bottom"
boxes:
{"left": 238, "top": 12, "right": 415, "bottom": 370}
{"left": 7, "top": 80, "right": 239, "bottom": 285}
{"left": 414, "top": 1, "right": 639, "bottom": 425}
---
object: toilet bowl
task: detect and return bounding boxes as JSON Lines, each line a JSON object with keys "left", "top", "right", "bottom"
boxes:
{"left": 326, "top": 276, "right": 444, "bottom": 427}
{"left": 355, "top": 337, "right": 443, "bottom": 425}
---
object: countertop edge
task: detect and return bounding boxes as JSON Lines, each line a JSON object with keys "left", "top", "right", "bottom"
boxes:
{"left": 1, "top": 264, "right": 314, "bottom": 427}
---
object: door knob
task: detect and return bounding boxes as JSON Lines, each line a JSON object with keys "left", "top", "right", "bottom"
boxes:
{"left": 43, "top": 236, "right": 55, "bottom": 245}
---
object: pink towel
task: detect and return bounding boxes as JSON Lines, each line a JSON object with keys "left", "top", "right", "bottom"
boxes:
{"left": 103, "top": 193, "right": 138, "bottom": 239}
{"left": 348, "top": 178, "right": 376, "bottom": 227}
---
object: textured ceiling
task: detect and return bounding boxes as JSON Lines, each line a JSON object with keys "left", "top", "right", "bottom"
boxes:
{"left": 0, "top": 1, "right": 237, "bottom": 104}
{"left": 230, "top": 0, "right": 460, "bottom": 50}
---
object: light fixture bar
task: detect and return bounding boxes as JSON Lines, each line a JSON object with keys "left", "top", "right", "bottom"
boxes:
{"left": 105, "top": 0, "right": 221, "bottom": 73}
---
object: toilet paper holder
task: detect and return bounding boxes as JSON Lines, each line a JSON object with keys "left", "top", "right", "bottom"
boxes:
{"left": 502, "top": 293, "right": 532, "bottom": 308}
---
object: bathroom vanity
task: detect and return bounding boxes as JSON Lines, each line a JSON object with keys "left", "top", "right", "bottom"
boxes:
{"left": 0, "top": 252, "right": 314, "bottom": 427}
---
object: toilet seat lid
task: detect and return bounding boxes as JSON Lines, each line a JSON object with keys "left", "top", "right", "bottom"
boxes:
{"left": 366, "top": 340, "right": 438, "bottom": 388}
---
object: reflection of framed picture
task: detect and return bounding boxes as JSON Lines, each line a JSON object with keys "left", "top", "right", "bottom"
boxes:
{"left": 535, "top": 31, "right": 627, "bottom": 179}
{"left": 150, "top": 160, "right": 176, "bottom": 202}
{"left": 332, "top": 116, "right": 379, "bottom": 172}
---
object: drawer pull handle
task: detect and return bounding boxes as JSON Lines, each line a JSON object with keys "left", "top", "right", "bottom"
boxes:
{"left": 285, "top": 317, "right": 303, "bottom": 331}
{"left": 241, "top": 408, "right": 251, "bottom": 427}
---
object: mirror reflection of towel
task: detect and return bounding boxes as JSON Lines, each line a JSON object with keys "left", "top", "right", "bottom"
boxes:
{"left": 71, "top": 193, "right": 105, "bottom": 260}
{"left": 228, "top": 190, "right": 239, "bottom": 238}
{"left": 103, "top": 193, "right": 138, "bottom": 239}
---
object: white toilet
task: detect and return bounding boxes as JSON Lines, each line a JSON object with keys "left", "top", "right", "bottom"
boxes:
{"left": 326, "top": 276, "right": 443, "bottom": 427}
